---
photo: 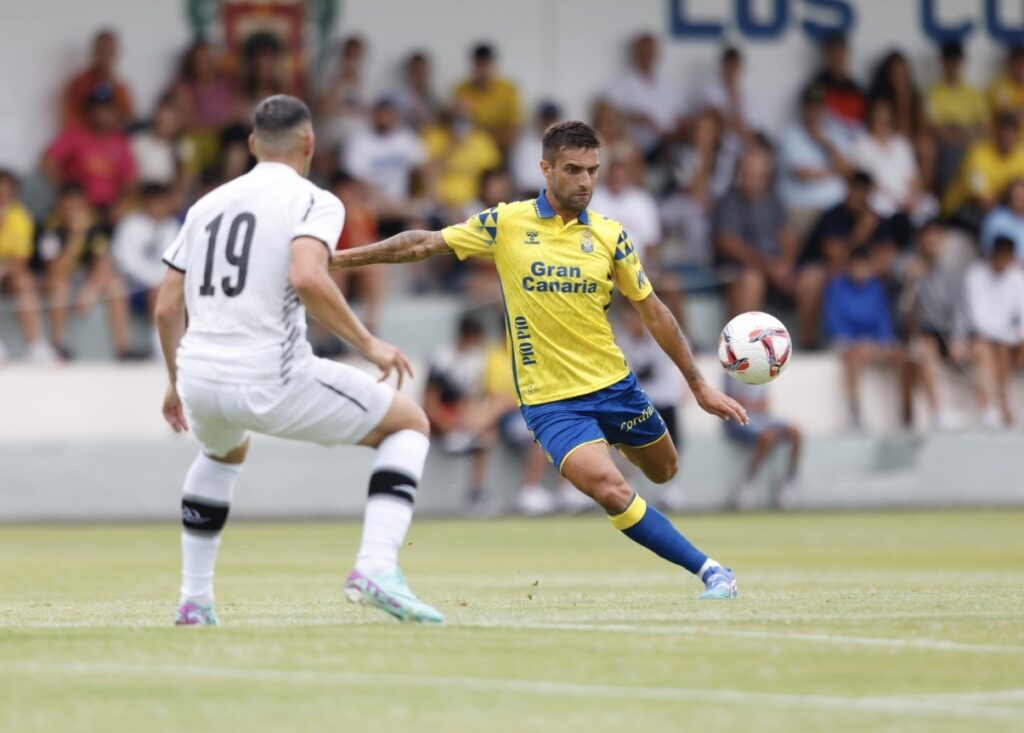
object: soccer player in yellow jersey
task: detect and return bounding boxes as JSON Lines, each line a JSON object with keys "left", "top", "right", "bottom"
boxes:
{"left": 331, "top": 121, "right": 748, "bottom": 599}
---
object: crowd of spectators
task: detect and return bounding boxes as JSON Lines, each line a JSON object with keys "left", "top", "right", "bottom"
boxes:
{"left": 1, "top": 27, "right": 1023, "bottom": 440}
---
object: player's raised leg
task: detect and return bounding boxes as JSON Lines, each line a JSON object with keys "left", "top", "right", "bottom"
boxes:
{"left": 343, "top": 392, "right": 443, "bottom": 623}
{"left": 561, "top": 442, "right": 737, "bottom": 599}
{"left": 175, "top": 438, "right": 249, "bottom": 626}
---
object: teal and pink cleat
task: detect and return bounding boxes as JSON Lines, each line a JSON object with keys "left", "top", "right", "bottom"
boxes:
{"left": 699, "top": 566, "right": 739, "bottom": 600}
{"left": 344, "top": 568, "right": 444, "bottom": 624}
{"left": 174, "top": 600, "right": 219, "bottom": 626}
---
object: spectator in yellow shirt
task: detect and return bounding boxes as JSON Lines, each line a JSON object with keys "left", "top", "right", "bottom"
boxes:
{"left": 943, "top": 113, "right": 1024, "bottom": 230}
{"left": 422, "top": 103, "right": 503, "bottom": 219}
{"left": 927, "top": 40, "right": 989, "bottom": 192}
{"left": 0, "top": 170, "right": 53, "bottom": 363}
{"left": 454, "top": 43, "right": 522, "bottom": 149}
{"left": 988, "top": 44, "right": 1024, "bottom": 120}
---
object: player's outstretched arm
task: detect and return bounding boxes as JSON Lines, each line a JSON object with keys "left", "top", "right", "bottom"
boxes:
{"left": 329, "top": 230, "right": 452, "bottom": 271}
{"left": 631, "top": 293, "right": 748, "bottom": 425}
{"left": 292, "top": 237, "right": 414, "bottom": 387}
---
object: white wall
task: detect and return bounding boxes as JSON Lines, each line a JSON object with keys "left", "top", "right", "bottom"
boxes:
{"left": 0, "top": 0, "right": 1019, "bottom": 172}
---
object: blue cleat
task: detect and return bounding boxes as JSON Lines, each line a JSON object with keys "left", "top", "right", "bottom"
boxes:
{"left": 344, "top": 568, "right": 444, "bottom": 624}
{"left": 699, "top": 566, "right": 738, "bottom": 600}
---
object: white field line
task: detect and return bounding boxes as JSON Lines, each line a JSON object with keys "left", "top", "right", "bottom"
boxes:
{"left": 1, "top": 661, "right": 1020, "bottom": 722}
{"left": 470, "top": 620, "right": 1024, "bottom": 655}
{"left": 895, "top": 689, "right": 1024, "bottom": 705}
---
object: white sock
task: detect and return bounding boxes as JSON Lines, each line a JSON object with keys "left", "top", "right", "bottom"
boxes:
{"left": 355, "top": 429, "right": 429, "bottom": 574}
{"left": 180, "top": 453, "right": 242, "bottom": 605}
{"left": 698, "top": 558, "right": 721, "bottom": 578}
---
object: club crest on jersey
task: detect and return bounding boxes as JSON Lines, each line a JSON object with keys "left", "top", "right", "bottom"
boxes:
{"left": 524, "top": 229, "right": 540, "bottom": 245}
{"left": 580, "top": 230, "right": 594, "bottom": 253}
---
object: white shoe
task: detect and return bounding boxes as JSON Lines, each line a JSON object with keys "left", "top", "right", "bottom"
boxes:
{"left": 25, "top": 340, "right": 58, "bottom": 365}
{"left": 935, "top": 409, "right": 961, "bottom": 432}
{"left": 774, "top": 479, "right": 797, "bottom": 509}
{"left": 556, "top": 481, "right": 595, "bottom": 514}
{"left": 980, "top": 407, "right": 1002, "bottom": 430}
{"left": 514, "top": 484, "right": 557, "bottom": 516}
{"left": 733, "top": 480, "right": 756, "bottom": 511}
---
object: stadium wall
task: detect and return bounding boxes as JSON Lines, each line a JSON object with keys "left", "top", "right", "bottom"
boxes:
{"left": 2, "top": 0, "right": 1022, "bottom": 171}
{"left": 2, "top": 358, "right": 1021, "bottom": 522}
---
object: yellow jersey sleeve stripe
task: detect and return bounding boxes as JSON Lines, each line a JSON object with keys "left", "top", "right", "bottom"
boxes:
{"left": 608, "top": 494, "right": 648, "bottom": 530}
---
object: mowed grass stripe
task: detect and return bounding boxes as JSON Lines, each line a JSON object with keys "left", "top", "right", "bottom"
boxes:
{"left": 4, "top": 661, "right": 1021, "bottom": 722}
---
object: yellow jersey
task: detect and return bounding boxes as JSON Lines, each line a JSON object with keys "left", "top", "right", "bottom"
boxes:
{"left": 0, "top": 203, "right": 35, "bottom": 259}
{"left": 442, "top": 192, "right": 653, "bottom": 406}
{"left": 942, "top": 140, "right": 1024, "bottom": 214}
{"left": 454, "top": 78, "right": 522, "bottom": 134}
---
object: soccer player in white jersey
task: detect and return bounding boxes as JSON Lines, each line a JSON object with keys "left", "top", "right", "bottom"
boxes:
{"left": 155, "top": 95, "right": 442, "bottom": 625}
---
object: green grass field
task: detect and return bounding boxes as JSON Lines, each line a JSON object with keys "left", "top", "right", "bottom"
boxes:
{"left": 1, "top": 510, "right": 1022, "bottom": 733}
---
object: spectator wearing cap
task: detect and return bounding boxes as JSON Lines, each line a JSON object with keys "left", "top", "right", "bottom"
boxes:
{"left": 600, "top": 33, "right": 682, "bottom": 160}
{"left": 343, "top": 96, "right": 429, "bottom": 235}
{"left": 0, "top": 170, "right": 54, "bottom": 364}
{"left": 963, "top": 235, "right": 1024, "bottom": 428}
{"left": 988, "top": 45, "right": 1024, "bottom": 121}
{"left": 980, "top": 178, "right": 1024, "bottom": 262}
{"left": 700, "top": 47, "right": 756, "bottom": 146}
{"left": 510, "top": 101, "right": 561, "bottom": 197}
{"left": 927, "top": 40, "right": 989, "bottom": 193}
{"left": 62, "top": 28, "right": 134, "bottom": 128}
{"left": 454, "top": 43, "right": 522, "bottom": 149}
{"left": 42, "top": 84, "right": 137, "bottom": 223}
{"left": 942, "top": 113, "right": 1024, "bottom": 231}
{"left": 779, "top": 83, "right": 852, "bottom": 242}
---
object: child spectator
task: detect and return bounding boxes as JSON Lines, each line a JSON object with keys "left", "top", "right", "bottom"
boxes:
{"left": 0, "top": 170, "right": 54, "bottom": 363}
{"left": 824, "top": 246, "right": 896, "bottom": 428}
{"left": 963, "top": 236, "right": 1024, "bottom": 428}
{"left": 981, "top": 178, "right": 1024, "bottom": 262}
{"left": 34, "top": 184, "right": 137, "bottom": 360}
{"left": 724, "top": 378, "right": 802, "bottom": 510}
{"left": 169, "top": 40, "right": 239, "bottom": 173}
{"left": 898, "top": 221, "right": 968, "bottom": 429}
{"left": 111, "top": 183, "right": 181, "bottom": 352}
{"left": 131, "top": 94, "right": 195, "bottom": 199}
{"left": 809, "top": 34, "right": 865, "bottom": 142}
{"left": 43, "top": 85, "right": 137, "bottom": 223}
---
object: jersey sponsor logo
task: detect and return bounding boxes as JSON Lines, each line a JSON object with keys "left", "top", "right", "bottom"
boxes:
{"left": 524, "top": 230, "right": 540, "bottom": 245}
{"left": 580, "top": 230, "right": 594, "bottom": 253}
{"left": 513, "top": 315, "right": 537, "bottom": 366}
{"left": 620, "top": 403, "right": 655, "bottom": 433}
{"left": 521, "top": 260, "right": 599, "bottom": 294}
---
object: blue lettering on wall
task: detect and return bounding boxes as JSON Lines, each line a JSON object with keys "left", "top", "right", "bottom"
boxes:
{"left": 736, "top": 0, "right": 790, "bottom": 39}
{"left": 921, "top": 0, "right": 974, "bottom": 42}
{"left": 986, "top": 0, "right": 1024, "bottom": 45}
{"left": 802, "top": 0, "right": 856, "bottom": 41}
{"left": 669, "top": 0, "right": 726, "bottom": 39}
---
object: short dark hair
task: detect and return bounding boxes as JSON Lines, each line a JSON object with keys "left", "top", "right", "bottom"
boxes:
{"left": 0, "top": 168, "right": 18, "bottom": 190}
{"left": 253, "top": 94, "right": 311, "bottom": 134}
{"left": 542, "top": 120, "right": 601, "bottom": 161}
{"left": 941, "top": 39, "right": 964, "bottom": 61}
{"left": 472, "top": 43, "right": 494, "bottom": 62}
{"left": 140, "top": 182, "right": 171, "bottom": 199}
{"left": 59, "top": 182, "right": 87, "bottom": 198}
{"left": 722, "top": 46, "right": 741, "bottom": 64}
{"left": 992, "top": 235, "right": 1017, "bottom": 255}
{"left": 849, "top": 245, "right": 872, "bottom": 263}
{"left": 850, "top": 170, "right": 874, "bottom": 188}
{"left": 458, "top": 313, "right": 485, "bottom": 340}
{"left": 1009, "top": 43, "right": 1024, "bottom": 61}
{"left": 823, "top": 32, "right": 847, "bottom": 51}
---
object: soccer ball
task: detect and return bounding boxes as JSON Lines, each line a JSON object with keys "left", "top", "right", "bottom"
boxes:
{"left": 718, "top": 311, "right": 792, "bottom": 385}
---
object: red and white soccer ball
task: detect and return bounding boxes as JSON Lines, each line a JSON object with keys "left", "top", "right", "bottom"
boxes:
{"left": 718, "top": 311, "right": 792, "bottom": 385}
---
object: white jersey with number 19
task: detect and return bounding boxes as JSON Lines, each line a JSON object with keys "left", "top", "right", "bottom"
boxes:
{"left": 163, "top": 162, "right": 345, "bottom": 384}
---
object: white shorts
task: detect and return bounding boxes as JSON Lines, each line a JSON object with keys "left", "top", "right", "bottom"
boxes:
{"left": 177, "top": 358, "right": 394, "bottom": 457}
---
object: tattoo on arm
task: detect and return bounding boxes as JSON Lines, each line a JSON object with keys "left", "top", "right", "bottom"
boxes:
{"left": 330, "top": 230, "right": 451, "bottom": 270}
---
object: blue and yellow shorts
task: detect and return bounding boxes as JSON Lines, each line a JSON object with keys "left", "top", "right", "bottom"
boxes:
{"left": 520, "top": 372, "right": 669, "bottom": 473}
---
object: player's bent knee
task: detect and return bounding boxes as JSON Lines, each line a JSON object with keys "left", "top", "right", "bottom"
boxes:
{"left": 582, "top": 471, "right": 632, "bottom": 509}
{"left": 646, "top": 458, "right": 678, "bottom": 484}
